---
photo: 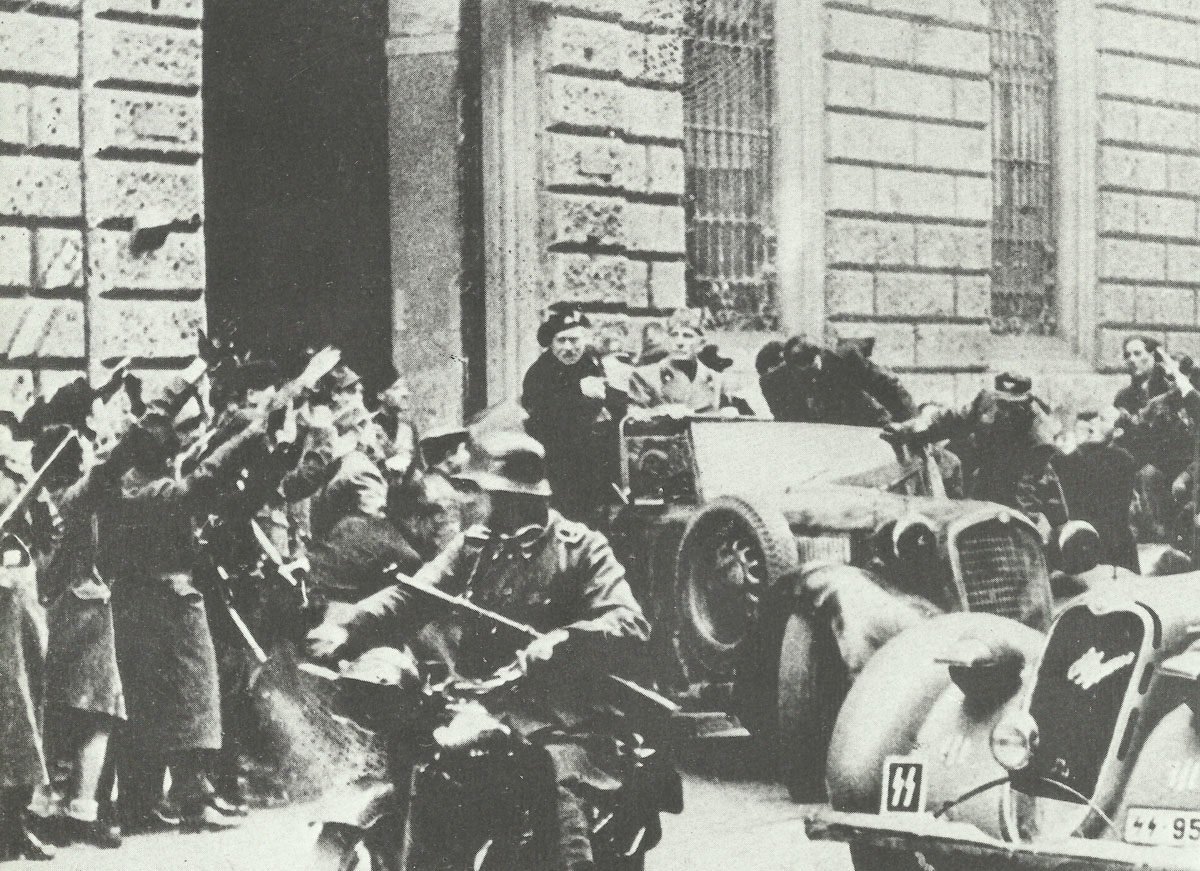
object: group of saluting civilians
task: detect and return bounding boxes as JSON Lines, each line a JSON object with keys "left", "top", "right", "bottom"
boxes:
{"left": 0, "top": 297, "right": 1189, "bottom": 866}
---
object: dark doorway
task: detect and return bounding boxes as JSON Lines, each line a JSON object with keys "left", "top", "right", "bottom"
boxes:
{"left": 204, "top": 0, "right": 393, "bottom": 389}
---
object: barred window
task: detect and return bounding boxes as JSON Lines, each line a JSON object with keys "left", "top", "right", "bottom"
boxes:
{"left": 682, "top": 0, "right": 777, "bottom": 330}
{"left": 991, "top": 0, "right": 1056, "bottom": 335}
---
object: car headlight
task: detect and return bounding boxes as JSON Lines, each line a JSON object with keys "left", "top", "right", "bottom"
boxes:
{"left": 990, "top": 711, "right": 1039, "bottom": 771}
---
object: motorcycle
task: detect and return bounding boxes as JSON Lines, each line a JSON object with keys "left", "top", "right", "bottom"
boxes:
{"left": 305, "top": 648, "right": 682, "bottom": 871}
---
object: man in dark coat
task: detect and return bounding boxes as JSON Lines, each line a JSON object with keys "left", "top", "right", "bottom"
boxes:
{"left": 758, "top": 336, "right": 916, "bottom": 426}
{"left": 100, "top": 361, "right": 265, "bottom": 832}
{"left": 1115, "top": 335, "right": 1171, "bottom": 415}
{"left": 522, "top": 308, "right": 623, "bottom": 521}
{"left": 309, "top": 432, "right": 650, "bottom": 871}
{"left": 1052, "top": 411, "right": 1139, "bottom": 572}
{"left": 885, "top": 373, "right": 1067, "bottom": 537}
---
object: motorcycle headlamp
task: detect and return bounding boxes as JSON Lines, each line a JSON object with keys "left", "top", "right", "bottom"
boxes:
{"left": 990, "top": 711, "right": 1039, "bottom": 772}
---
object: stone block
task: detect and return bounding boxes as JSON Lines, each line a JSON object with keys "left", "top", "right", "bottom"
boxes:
{"left": 955, "top": 275, "right": 990, "bottom": 318}
{"left": 544, "top": 193, "right": 626, "bottom": 247}
{"left": 545, "top": 252, "right": 647, "bottom": 304}
{"left": 1100, "top": 100, "right": 1139, "bottom": 142}
{"left": 1137, "top": 286, "right": 1196, "bottom": 325}
{"left": 1099, "top": 192, "right": 1138, "bottom": 235}
{"left": 1167, "top": 243, "right": 1200, "bottom": 283}
{"left": 948, "top": 0, "right": 989, "bottom": 29}
{"left": 0, "top": 14, "right": 78, "bottom": 80}
{"left": 826, "top": 163, "right": 874, "bottom": 212}
{"left": 1137, "top": 194, "right": 1197, "bottom": 239}
{"left": 1101, "top": 145, "right": 1167, "bottom": 190}
{"left": 647, "top": 260, "right": 685, "bottom": 308}
{"left": 0, "top": 228, "right": 31, "bottom": 288}
{"left": 88, "top": 230, "right": 205, "bottom": 294}
{"left": 1166, "top": 330, "right": 1200, "bottom": 363}
{"left": 952, "top": 78, "right": 990, "bottom": 124}
{"left": 91, "top": 299, "right": 204, "bottom": 360}
{"left": 544, "top": 73, "right": 623, "bottom": 130}
{"left": 34, "top": 228, "right": 82, "bottom": 291}
{"left": 545, "top": 15, "right": 631, "bottom": 77}
{"left": 0, "top": 84, "right": 27, "bottom": 148}
{"left": 622, "top": 0, "right": 683, "bottom": 33}
{"left": 874, "top": 168, "right": 955, "bottom": 218}
{"left": 1168, "top": 154, "right": 1200, "bottom": 196}
{"left": 625, "top": 202, "right": 685, "bottom": 254}
{"left": 873, "top": 68, "right": 955, "bottom": 120}
{"left": 545, "top": 132, "right": 637, "bottom": 190}
{"left": 1100, "top": 6, "right": 1196, "bottom": 62}
{"left": 826, "top": 8, "right": 912, "bottom": 63}
{"left": 825, "top": 60, "right": 873, "bottom": 110}
{"left": 1099, "top": 283, "right": 1136, "bottom": 324}
{"left": 0, "top": 299, "right": 84, "bottom": 359}
{"left": 97, "top": 0, "right": 201, "bottom": 21}
{"left": 1099, "top": 54, "right": 1165, "bottom": 101}
{"left": 827, "top": 113, "right": 913, "bottom": 165}
{"left": 624, "top": 88, "right": 683, "bottom": 140}
{"left": 92, "top": 21, "right": 202, "bottom": 89}
{"left": 1166, "top": 65, "right": 1200, "bottom": 108}
{"left": 825, "top": 270, "right": 874, "bottom": 316}
{"left": 1137, "top": 104, "right": 1198, "bottom": 152}
{"left": 29, "top": 87, "right": 79, "bottom": 149}
{"left": 915, "top": 322, "right": 989, "bottom": 367}
{"left": 955, "top": 176, "right": 990, "bottom": 221}
{"left": 391, "top": 0, "right": 459, "bottom": 36}
{"left": 644, "top": 144, "right": 683, "bottom": 195}
{"left": 877, "top": 272, "right": 955, "bottom": 316}
{"left": 913, "top": 122, "right": 987, "bottom": 172}
{"left": 88, "top": 92, "right": 201, "bottom": 156}
{"left": 639, "top": 32, "right": 683, "bottom": 86}
{"left": 0, "top": 156, "right": 81, "bottom": 219}
{"left": 911, "top": 22, "right": 990, "bottom": 74}
{"left": 1100, "top": 238, "right": 1166, "bottom": 280}
{"left": 86, "top": 161, "right": 202, "bottom": 224}
{"left": 915, "top": 225, "right": 989, "bottom": 269}
{"left": 830, "top": 321, "right": 916, "bottom": 368}
{"left": 826, "top": 217, "right": 916, "bottom": 266}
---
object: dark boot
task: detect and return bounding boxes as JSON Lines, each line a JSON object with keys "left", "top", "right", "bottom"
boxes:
{"left": 0, "top": 789, "right": 55, "bottom": 862}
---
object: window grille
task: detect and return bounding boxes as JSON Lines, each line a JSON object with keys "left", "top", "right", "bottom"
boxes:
{"left": 683, "top": 0, "right": 777, "bottom": 330}
{"left": 991, "top": 0, "right": 1056, "bottom": 335}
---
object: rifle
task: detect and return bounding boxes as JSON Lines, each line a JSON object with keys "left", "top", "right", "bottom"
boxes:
{"left": 0, "top": 431, "right": 78, "bottom": 536}
{"left": 382, "top": 567, "right": 680, "bottom": 724}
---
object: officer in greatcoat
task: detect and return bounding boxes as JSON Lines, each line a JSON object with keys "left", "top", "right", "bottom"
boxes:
{"left": 627, "top": 309, "right": 728, "bottom": 414}
{"left": 308, "top": 431, "right": 651, "bottom": 871}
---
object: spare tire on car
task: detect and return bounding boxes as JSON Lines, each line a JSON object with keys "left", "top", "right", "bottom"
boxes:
{"left": 673, "top": 496, "right": 798, "bottom": 684}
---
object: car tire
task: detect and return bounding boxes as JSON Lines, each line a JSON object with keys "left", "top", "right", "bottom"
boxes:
{"left": 674, "top": 496, "right": 799, "bottom": 683}
{"left": 777, "top": 609, "right": 848, "bottom": 802}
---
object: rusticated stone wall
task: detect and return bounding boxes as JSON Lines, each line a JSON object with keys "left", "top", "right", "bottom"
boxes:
{"left": 1094, "top": 0, "right": 1200, "bottom": 370}
{"left": 0, "top": 0, "right": 204, "bottom": 409}
{"left": 820, "top": 0, "right": 993, "bottom": 376}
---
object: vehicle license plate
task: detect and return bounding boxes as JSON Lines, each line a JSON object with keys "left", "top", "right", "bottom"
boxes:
{"left": 1124, "top": 807, "right": 1200, "bottom": 845}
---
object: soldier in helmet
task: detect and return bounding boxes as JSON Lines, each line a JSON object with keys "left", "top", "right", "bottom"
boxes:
{"left": 308, "top": 431, "right": 650, "bottom": 871}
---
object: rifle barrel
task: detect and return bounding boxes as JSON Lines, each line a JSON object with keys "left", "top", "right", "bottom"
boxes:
{"left": 395, "top": 573, "right": 540, "bottom": 639}
{"left": 0, "top": 431, "right": 77, "bottom": 534}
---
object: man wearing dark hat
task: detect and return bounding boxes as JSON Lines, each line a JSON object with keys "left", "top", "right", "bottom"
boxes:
{"left": 308, "top": 431, "right": 650, "bottom": 871}
{"left": 757, "top": 335, "right": 915, "bottom": 426}
{"left": 522, "top": 307, "right": 622, "bottom": 521}
{"left": 885, "top": 373, "right": 1067, "bottom": 535}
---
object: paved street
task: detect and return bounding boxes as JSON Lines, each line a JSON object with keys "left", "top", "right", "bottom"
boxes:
{"left": 7, "top": 741, "right": 852, "bottom": 871}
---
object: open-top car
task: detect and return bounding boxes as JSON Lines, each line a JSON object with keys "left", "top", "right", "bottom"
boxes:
{"left": 599, "top": 416, "right": 1079, "bottom": 797}
{"left": 807, "top": 568, "right": 1200, "bottom": 870}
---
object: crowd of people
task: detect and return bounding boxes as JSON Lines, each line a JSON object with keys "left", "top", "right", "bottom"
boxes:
{"left": 0, "top": 298, "right": 1194, "bottom": 865}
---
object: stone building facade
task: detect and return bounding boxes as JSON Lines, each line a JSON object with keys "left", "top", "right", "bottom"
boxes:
{"left": 0, "top": 0, "right": 205, "bottom": 408}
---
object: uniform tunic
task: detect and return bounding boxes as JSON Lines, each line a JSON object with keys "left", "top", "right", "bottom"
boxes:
{"left": 627, "top": 359, "right": 724, "bottom": 414}
{"left": 0, "top": 533, "right": 48, "bottom": 788}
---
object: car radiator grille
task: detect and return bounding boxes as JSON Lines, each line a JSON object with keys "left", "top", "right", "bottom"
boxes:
{"left": 952, "top": 518, "right": 1048, "bottom": 621}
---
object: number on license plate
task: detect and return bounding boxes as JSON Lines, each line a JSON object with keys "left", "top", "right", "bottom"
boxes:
{"left": 1124, "top": 807, "right": 1200, "bottom": 846}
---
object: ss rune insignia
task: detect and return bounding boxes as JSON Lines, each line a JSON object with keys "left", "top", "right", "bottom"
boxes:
{"left": 881, "top": 756, "right": 927, "bottom": 814}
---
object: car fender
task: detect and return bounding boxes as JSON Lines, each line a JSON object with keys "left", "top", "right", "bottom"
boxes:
{"left": 1114, "top": 703, "right": 1200, "bottom": 842}
{"left": 826, "top": 612, "right": 1042, "bottom": 816}
{"left": 311, "top": 779, "right": 396, "bottom": 829}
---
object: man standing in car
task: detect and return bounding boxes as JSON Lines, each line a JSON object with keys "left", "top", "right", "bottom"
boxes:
{"left": 308, "top": 431, "right": 650, "bottom": 871}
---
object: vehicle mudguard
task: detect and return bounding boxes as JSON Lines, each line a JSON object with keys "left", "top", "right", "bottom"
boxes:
{"left": 311, "top": 779, "right": 396, "bottom": 829}
{"left": 825, "top": 612, "right": 1042, "bottom": 819}
{"left": 1113, "top": 704, "right": 1200, "bottom": 843}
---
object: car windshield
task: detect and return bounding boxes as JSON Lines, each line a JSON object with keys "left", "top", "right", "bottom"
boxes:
{"left": 689, "top": 420, "right": 912, "bottom": 500}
